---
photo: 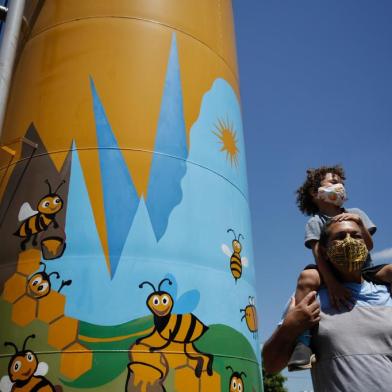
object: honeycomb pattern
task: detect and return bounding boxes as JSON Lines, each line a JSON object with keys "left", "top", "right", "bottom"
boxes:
{"left": 60, "top": 342, "right": 93, "bottom": 380}
{"left": 2, "top": 249, "right": 93, "bottom": 379}
{"left": 38, "top": 291, "right": 65, "bottom": 323}
{"left": 175, "top": 367, "right": 199, "bottom": 391}
{"left": 48, "top": 317, "right": 78, "bottom": 349}
{"left": 12, "top": 296, "right": 37, "bottom": 326}
{"left": 16, "top": 249, "right": 41, "bottom": 275}
{"left": 2, "top": 273, "right": 26, "bottom": 303}
{"left": 127, "top": 338, "right": 221, "bottom": 391}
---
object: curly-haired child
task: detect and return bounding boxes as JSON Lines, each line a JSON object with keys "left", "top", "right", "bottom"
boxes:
{"left": 288, "top": 164, "right": 392, "bottom": 371}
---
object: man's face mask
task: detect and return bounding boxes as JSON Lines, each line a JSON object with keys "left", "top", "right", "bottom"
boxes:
{"left": 317, "top": 183, "right": 347, "bottom": 207}
{"left": 326, "top": 234, "right": 368, "bottom": 272}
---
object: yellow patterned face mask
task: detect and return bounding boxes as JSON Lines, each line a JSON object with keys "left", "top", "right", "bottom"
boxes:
{"left": 326, "top": 234, "right": 368, "bottom": 272}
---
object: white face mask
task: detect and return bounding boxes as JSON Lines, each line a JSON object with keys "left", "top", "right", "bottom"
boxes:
{"left": 317, "top": 183, "right": 347, "bottom": 206}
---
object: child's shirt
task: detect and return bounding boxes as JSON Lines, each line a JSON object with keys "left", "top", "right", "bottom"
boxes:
{"left": 304, "top": 207, "right": 376, "bottom": 267}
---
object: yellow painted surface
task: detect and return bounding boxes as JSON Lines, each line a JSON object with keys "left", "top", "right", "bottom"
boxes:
{"left": 0, "top": 2, "right": 258, "bottom": 391}
{"left": 16, "top": 249, "right": 41, "bottom": 275}
{"left": 175, "top": 367, "right": 200, "bottom": 391}
{"left": 37, "top": 291, "right": 65, "bottom": 323}
{"left": 128, "top": 337, "right": 220, "bottom": 391}
{"left": 2, "top": 273, "right": 26, "bottom": 303}
{"left": 200, "top": 370, "right": 222, "bottom": 391}
{"left": 0, "top": 1, "right": 240, "bottom": 262}
{"left": 48, "top": 316, "right": 78, "bottom": 349}
{"left": 12, "top": 295, "right": 37, "bottom": 326}
{"left": 60, "top": 342, "right": 93, "bottom": 380}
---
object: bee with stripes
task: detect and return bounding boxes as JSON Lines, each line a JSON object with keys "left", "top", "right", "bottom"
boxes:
{"left": 222, "top": 229, "right": 248, "bottom": 283}
{"left": 137, "top": 278, "right": 213, "bottom": 377}
{"left": 14, "top": 180, "right": 65, "bottom": 250}
{"left": 0, "top": 334, "right": 60, "bottom": 392}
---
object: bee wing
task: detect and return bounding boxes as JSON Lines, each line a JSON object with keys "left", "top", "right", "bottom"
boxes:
{"left": 241, "top": 257, "right": 249, "bottom": 267}
{"left": 35, "top": 362, "right": 49, "bottom": 376}
{"left": 18, "top": 202, "right": 37, "bottom": 222}
{"left": 0, "top": 375, "right": 13, "bottom": 392}
{"left": 173, "top": 290, "right": 200, "bottom": 314}
{"left": 221, "top": 244, "right": 232, "bottom": 257}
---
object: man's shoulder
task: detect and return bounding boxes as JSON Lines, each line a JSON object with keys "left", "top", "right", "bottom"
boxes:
{"left": 319, "top": 281, "right": 392, "bottom": 310}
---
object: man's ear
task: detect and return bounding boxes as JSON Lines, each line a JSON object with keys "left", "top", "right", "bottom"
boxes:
{"left": 318, "top": 244, "right": 328, "bottom": 260}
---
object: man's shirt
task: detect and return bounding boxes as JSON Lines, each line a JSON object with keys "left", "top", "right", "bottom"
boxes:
{"left": 311, "top": 280, "right": 392, "bottom": 392}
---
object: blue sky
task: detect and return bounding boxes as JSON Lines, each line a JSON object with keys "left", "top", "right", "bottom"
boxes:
{"left": 233, "top": 1, "right": 392, "bottom": 390}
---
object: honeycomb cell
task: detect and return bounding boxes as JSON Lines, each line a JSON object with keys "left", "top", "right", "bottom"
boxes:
{"left": 12, "top": 296, "right": 37, "bottom": 326}
{"left": 16, "top": 249, "right": 41, "bottom": 276}
{"left": 175, "top": 366, "right": 199, "bottom": 392}
{"left": 164, "top": 342, "right": 188, "bottom": 369}
{"left": 48, "top": 316, "right": 78, "bottom": 349}
{"left": 200, "top": 370, "right": 220, "bottom": 391}
{"left": 130, "top": 342, "right": 168, "bottom": 374}
{"left": 2, "top": 273, "right": 27, "bottom": 303}
{"left": 60, "top": 342, "right": 93, "bottom": 380}
{"left": 37, "top": 291, "right": 65, "bottom": 323}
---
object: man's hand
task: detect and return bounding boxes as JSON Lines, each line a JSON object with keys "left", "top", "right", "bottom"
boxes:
{"left": 331, "top": 213, "right": 364, "bottom": 227}
{"left": 330, "top": 212, "right": 373, "bottom": 250}
{"left": 282, "top": 291, "right": 321, "bottom": 334}
{"left": 325, "top": 278, "right": 353, "bottom": 311}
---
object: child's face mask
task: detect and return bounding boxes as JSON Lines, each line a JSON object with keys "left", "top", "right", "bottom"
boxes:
{"left": 317, "top": 184, "right": 346, "bottom": 207}
{"left": 326, "top": 234, "right": 368, "bottom": 272}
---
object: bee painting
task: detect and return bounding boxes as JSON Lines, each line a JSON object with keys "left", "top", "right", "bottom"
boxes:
{"left": 222, "top": 229, "right": 248, "bottom": 283}
{"left": 226, "top": 366, "right": 246, "bottom": 392}
{"left": 137, "top": 277, "right": 213, "bottom": 378}
{"left": 240, "top": 296, "right": 258, "bottom": 339}
{"left": 27, "top": 262, "right": 72, "bottom": 299}
{"left": 14, "top": 180, "right": 65, "bottom": 250}
{"left": 0, "top": 334, "right": 59, "bottom": 392}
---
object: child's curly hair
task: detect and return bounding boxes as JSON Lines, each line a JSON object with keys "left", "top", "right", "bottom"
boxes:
{"left": 296, "top": 165, "right": 346, "bottom": 216}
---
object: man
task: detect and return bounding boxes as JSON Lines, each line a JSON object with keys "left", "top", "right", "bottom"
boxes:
{"left": 263, "top": 218, "right": 392, "bottom": 392}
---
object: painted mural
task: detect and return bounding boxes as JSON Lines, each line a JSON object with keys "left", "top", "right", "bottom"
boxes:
{"left": 0, "top": 32, "right": 262, "bottom": 392}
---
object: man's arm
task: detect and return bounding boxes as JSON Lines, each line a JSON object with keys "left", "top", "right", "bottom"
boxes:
{"left": 262, "top": 291, "right": 320, "bottom": 373}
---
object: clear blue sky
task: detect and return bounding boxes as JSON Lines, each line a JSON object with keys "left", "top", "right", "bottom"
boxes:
{"left": 233, "top": 1, "right": 392, "bottom": 390}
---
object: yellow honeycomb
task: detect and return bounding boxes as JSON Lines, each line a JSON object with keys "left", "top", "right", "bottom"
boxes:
{"left": 16, "top": 249, "right": 41, "bottom": 276}
{"left": 164, "top": 342, "right": 188, "bottom": 369}
{"left": 37, "top": 291, "right": 65, "bottom": 323}
{"left": 60, "top": 342, "right": 93, "bottom": 380}
{"left": 48, "top": 316, "right": 78, "bottom": 349}
{"left": 2, "top": 273, "right": 26, "bottom": 303}
{"left": 175, "top": 367, "right": 199, "bottom": 391}
{"left": 200, "top": 370, "right": 221, "bottom": 391}
{"left": 127, "top": 338, "right": 220, "bottom": 392}
{"left": 12, "top": 296, "right": 37, "bottom": 326}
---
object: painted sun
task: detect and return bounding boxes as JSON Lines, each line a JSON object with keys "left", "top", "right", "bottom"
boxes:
{"left": 213, "top": 118, "right": 239, "bottom": 167}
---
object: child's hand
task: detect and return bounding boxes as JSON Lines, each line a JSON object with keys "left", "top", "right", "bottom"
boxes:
{"left": 325, "top": 279, "right": 354, "bottom": 310}
{"left": 331, "top": 213, "right": 364, "bottom": 227}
